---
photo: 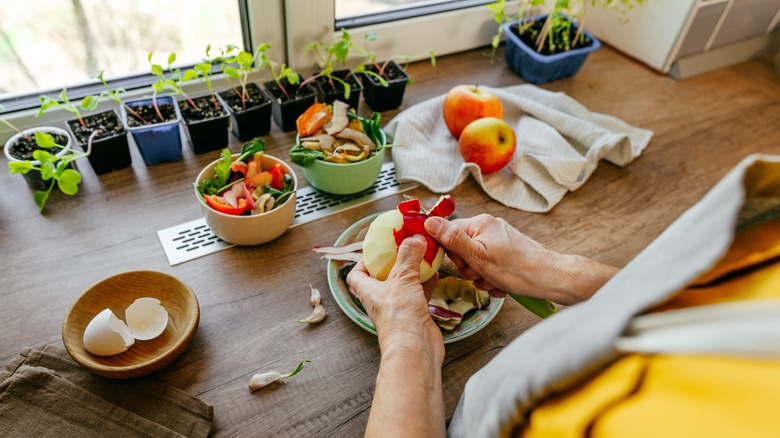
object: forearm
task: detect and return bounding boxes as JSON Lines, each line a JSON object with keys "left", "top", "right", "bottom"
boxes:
{"left": 366, "top": 335, "right": 445, "bottom": 438}
{"left": 546, "top": 254, "right": 619, "bottom": 305}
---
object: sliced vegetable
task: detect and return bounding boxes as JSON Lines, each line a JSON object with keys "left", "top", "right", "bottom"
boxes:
{"left": 324, "top": 100, "right": 349, "bottom": 135}
{"left": 205, "top": 195, "right": 248, "bottom": 215}
{"left": 269, "top": 163, "right": 284, "bottom": 190}
{"left": 297, "top": 103, "right": 329, "bottom": 137}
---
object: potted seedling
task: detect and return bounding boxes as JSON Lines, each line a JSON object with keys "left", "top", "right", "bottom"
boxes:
{"left": 299, "top": 30, "right": 363, "bottom": 109}
{"left": 7, "top": 129, "right": 99, "bottom": 213}
{"left": 217, "top": 44, "right": 275, "bottom": 141}
{"left": 121, "top": 52, "right": 183, "bottom": 166}
{"left": 263, "top": 60, "right": 317, "bottom": 132}
{"left": 3, "top": 106, "right": 74, "bottom": 191}
{"left": 39, "top": 81, "right": 132, "bottom": 175}
{"left": 489, "top": 0, "right": 644, "bottom": 84}
{"left": 176, "top": 46, "right": 231, "bottom": 154}
{"left": 351, "top": 32, "right": 435, "bottom": 112}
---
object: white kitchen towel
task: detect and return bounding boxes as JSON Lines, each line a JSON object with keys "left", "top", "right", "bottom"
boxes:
{"left": 385, "top": 84, "right": 654, "bottom": 212}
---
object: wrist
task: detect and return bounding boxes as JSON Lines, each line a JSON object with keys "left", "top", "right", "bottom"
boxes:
{"left": 378, "top": 324, "right": 445, "bottom": 366}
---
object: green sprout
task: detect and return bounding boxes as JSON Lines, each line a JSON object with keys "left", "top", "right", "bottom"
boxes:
{"left": 7, "top": 130, "right": 99, "bottom": 213}
{"left": 299, "top": 30, "right": 354, "bottom": 100}
{"left": 96, "top": 71, "right": 147, "bottom": 124}
{"left": 220, "top": 43, "right": 271, "bottom": 108}
{"left": 265, "top": 60, "right": 300, "bottom": 100}
{"left": 348, "top": 31, "right": 435, "bottom": 86}
{"left": 37, "top": 87, "right": 99, "bottom": 128}
{"left": 148, "top": 52, "right": 199, "bottom": 121}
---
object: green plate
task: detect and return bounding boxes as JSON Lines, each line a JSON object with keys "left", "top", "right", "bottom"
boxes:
{"left": 327, "top": 213, "right": 504, "bottom": 344}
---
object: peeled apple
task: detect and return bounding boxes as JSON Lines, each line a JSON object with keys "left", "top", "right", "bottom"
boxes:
{"left": 362, "top": 196, "right": 455, "bottom": 283}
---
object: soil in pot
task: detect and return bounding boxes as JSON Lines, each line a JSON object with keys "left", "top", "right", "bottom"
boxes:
{"left": 314, "top": 70, "right": 362, "bottom": 109}
{"left": 218, "top": 83, "right": 272, "bottom": 140}
{"left": 361, "top": 61, "right": 410, "bottom": 112}
{"left": 510, "top": 20, "right": 593, "bottom": 56}
{"left": 126, "top": 102, "right": 178, "bottom": 127}
{"left": 66, "top": 110, "right": 131, "bottom": 174}
{"left": 264, "top": 79, "right": 318, "bottom": 132}
{"left": 6, "top": 133, "right": 68, "bottom": 161}
{"left": 178, "top": 95, "right": 230, "bottom": 154}
{"left": 178, "top": 95, "right": 228, "bottom": 122}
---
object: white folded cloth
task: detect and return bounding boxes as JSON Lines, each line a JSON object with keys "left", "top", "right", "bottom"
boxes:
{"left": 385, "top": 84, "right": 654, "bottom": 212}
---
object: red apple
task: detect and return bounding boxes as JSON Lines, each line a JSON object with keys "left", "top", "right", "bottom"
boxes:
{"left": 442, "top": 85, "right": 503, "bottom": 139}
{"left": 458, "top": 117, "right": 516, "bottom": 174}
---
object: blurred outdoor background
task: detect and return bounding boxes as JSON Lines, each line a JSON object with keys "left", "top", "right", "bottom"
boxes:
{"left": 0, "top": 0, "right": 451, "bottom": 101}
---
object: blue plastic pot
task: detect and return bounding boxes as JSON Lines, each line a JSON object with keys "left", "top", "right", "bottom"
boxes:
{"left": 121, "top": 96, "right": 183, "bottom": 165}
{"left": 504, "top": 15, "right": 601, "bottom": 84}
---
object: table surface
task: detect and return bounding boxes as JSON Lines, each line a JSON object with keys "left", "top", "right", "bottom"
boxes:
{"left": 2, "top": 45, "right": 779, "bottom": 437}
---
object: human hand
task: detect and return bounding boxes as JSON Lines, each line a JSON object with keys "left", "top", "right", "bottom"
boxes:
{"left": 425, "top": 214, "right": 618, "bottom": 305}
{"left": 347, "top": 235, "right": 444, "bottom": 356}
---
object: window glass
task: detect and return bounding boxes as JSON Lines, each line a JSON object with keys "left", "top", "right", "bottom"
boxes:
{"left": 0, "top": 0, "right": 242, "bottom": 100}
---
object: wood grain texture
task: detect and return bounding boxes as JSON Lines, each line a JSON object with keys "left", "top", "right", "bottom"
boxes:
{"left": 2, "top": 44, "right": 779, "bottom": 436}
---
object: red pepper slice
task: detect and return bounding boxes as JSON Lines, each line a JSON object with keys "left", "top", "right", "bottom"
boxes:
{"left": 205, "top": 195, "right": 248, "bottom": 215}
{"left": 269, "top": 163, "right": 285, "bottom": 191}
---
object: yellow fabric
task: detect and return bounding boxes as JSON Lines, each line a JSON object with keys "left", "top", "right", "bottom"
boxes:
{"left": 523, "top": 216, "right": 780, "bottom": 438}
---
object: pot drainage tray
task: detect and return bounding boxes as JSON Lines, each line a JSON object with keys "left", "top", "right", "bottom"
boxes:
{"left": 158, "top": 162, "right": 416, "bottom": 265}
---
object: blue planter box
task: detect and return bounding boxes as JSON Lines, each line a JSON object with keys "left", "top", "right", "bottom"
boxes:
{"left": 504, "top": 15, "right": 601, "bottom": 84}
{"left": 121, "top": 96, "right": 183, "bottom": 165}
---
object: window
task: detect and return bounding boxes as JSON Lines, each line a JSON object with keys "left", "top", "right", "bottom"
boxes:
{"left": 0, "top": 0, "right": 244, "bottom": 111}
{"left": 284, "top": 0, "right": 502, "bottom": 69}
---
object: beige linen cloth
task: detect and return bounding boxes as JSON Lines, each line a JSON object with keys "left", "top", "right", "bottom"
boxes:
{"left": 385, "top": 85, "right": 654, "bottom": 212}
{"left": 0, "top": 344, "right": 213, "bottom": 437}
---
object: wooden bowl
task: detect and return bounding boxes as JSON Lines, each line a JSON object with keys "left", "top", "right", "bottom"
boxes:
{"left": 62, "top": 270, "right": 199, "bottom": 379}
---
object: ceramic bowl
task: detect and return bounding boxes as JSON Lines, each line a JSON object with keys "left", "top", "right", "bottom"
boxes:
{"left": 62, "top": 270, "right": 199, "bottom": 379}
{"left": 4, "top": 126, "right": 74, "bottom": 190}
{"left": 299, "top": 129, "right": 386, "bottom": 195}
{"left": 195, "top": 153, "right": 297, "bottom": 245}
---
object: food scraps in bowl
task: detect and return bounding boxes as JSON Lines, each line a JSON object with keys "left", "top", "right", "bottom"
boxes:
{"left": 195, "top": 137, "right": 294, "bottom": 216}
{"left": 289, "top": 100, "right": 384, "bottom": 167}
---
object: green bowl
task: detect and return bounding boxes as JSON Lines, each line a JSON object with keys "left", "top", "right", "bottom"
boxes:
{"left": 299, "top": 130, "right": 386, "bottom": 195}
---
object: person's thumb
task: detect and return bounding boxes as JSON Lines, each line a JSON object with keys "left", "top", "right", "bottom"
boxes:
{"left": 391, "top": 234, "right": 427, "bottom": 275}
{"left": 425, "top": 217, "right": 473, "bottom": 255}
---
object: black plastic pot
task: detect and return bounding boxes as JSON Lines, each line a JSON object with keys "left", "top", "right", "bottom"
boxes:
{"left": 314, "top": 69, "right": 363, "bottom": 110}
{"left": 263, "top": 79, "right": 318, "bottom": 132}
{"left": 121, "top": 96, "right": 183, "bottom": 166}
{"left": 360, "top": 60, "right": 410, "bottom": 112}
{"left": 178, "top": 95, "right": 230, "bottom": 154}
{"left": 217, "top": 83, "right": 273, "bottom": 141}
{"left": 65, "top": 109, "right": 131, "bottom": 175}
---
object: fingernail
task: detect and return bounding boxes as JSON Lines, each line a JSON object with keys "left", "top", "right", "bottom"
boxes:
{"left": 410, "top": 234, "right": 426, "bottom": 243}
{"left": 425, "top": 217, "right": 442, "bottom": 234}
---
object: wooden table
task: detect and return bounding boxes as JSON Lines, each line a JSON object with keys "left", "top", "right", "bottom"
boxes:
{"left": 2, "top": 45, "right": 779, "bottom": 437}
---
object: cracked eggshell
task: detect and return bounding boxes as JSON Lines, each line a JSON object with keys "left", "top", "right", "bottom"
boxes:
{"left": 362, "top": 210, "right": 443, "bottom": 283}
{"left": 82, "top": 309, "right": 135, "bottom": 356}
{"left": 125, "top": 297, "right": 169, "bottom": 340}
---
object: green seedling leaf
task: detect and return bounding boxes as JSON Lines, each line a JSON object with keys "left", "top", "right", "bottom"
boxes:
{"left": 8, "top": 161, "right": 33, "bottom": 174}
{"left": 57, "top": 169, "right": 81, "bottom": 195}
{"left": 223, "top": 66, "right": 239, "bottom": 78}
{"left": 34, "top": 131, "right": 56, "bottom": 148}
{"left": 167, "top": 52, "right": 176, "bottom": 65}
{"left": 81, "top": 95, "right": 99, "bottom": 111}
{"left": 151, "top": 64, "right": 164, "bottom": 76}
{"left": 34, "top": 190, "right": 49, "bottom": 209}
{"left": 182, "top": 69, "right": 200, "bottom": 81}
